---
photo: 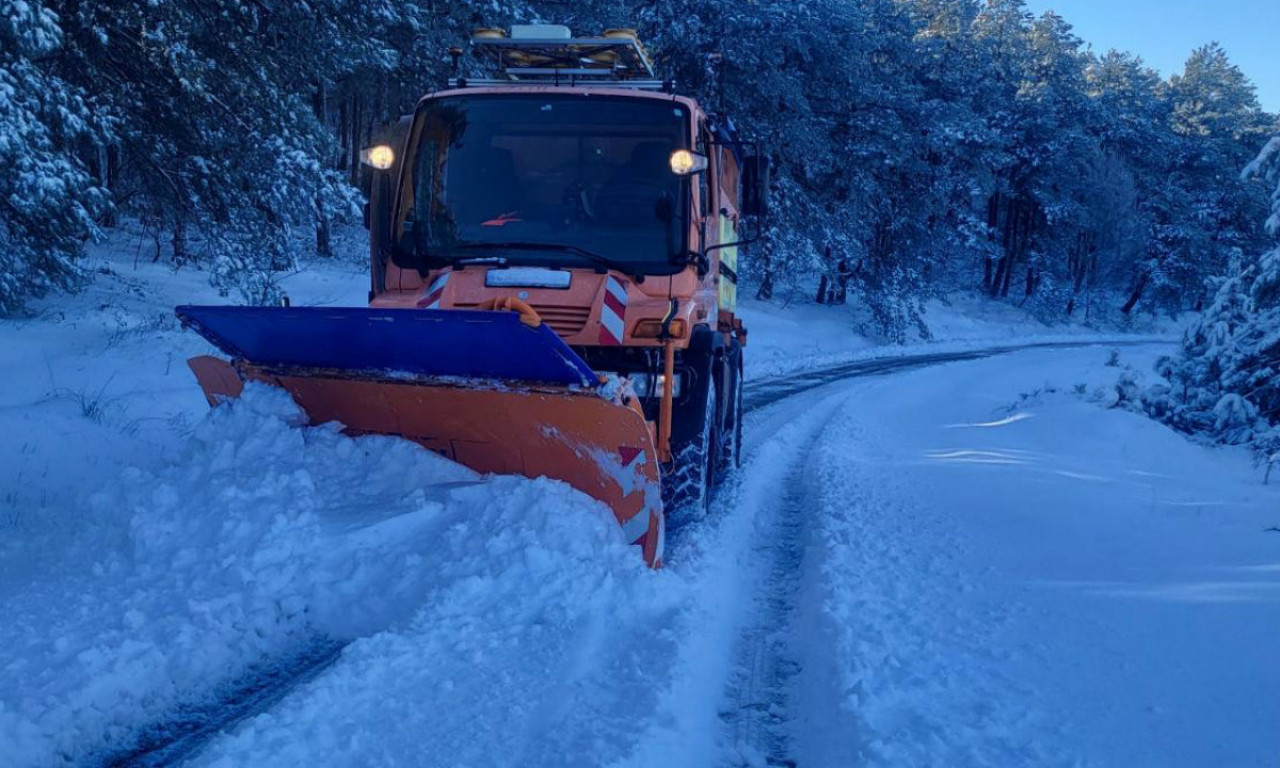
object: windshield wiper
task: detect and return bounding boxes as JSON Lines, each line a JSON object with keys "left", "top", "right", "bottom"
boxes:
{"left": 450, "top": 255, "right": 509, "bottom": 267}
{"left": 453, "top": 242, "right": 644, "bottom": 282}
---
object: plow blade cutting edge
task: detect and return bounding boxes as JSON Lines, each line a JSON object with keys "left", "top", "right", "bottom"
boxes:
{"left": 176, "top": 305, "right": 664, "bottom": 567}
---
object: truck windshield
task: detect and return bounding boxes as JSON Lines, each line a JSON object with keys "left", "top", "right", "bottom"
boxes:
{"left": 397, "top": 94, "right": 689, "bottom": 275}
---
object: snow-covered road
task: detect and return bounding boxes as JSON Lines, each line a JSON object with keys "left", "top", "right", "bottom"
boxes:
{"left": 5, "top": 342, "right": 1278, "bottom": 767}
{"left": 169, "top": 346, "right": 1280, "bottom": 765}
{"left": 715, "top": 343, "right": 1280, "bottom": 767}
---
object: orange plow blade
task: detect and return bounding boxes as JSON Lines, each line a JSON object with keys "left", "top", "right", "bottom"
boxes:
{"left": 187, "top": 355, "right": 665, "bottom": 567}
{"left": 177, "top": 304, "right": 666, "bottom": 566}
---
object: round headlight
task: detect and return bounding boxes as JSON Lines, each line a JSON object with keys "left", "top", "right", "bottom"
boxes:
{"left": 360, "top": 144, "right": 395, "bottom": 171}
{"left": 669, "top": 149, "right": 708, "bottom": 176}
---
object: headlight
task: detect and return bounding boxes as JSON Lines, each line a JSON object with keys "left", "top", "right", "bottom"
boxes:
{"left": 669, "top": 149, "right": 708, "bottom": 176}
{"left": 360, "top": 144, "right": 395, "bottom": 170}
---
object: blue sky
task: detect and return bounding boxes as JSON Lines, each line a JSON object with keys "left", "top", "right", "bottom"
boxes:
{"left": 1023, "top": 0, "right": 1279, "bottom": 113}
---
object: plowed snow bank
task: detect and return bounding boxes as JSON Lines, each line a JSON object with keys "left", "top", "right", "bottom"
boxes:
{"left": 0, "top": 386, "right": 658, "bottom": 766}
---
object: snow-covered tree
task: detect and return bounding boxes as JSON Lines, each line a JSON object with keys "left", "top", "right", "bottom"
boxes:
{"left": 0, "top": 0, "right": 108, "bottom": 315}
{"left": 7, "top": 0, "right": 1275, "bottom": 325}
{"left": 1149, "top": 136, "right": 1280, "bottom": 456}
{"left": 1123, "top": 44, "right": 1273, "bottom": 315}
{"left": 52, "top": 0, "right": 432, "bottom": 302}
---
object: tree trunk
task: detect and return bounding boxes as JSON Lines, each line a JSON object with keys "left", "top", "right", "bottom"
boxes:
{"left": 834, "top": 261, "right": 849, "bottom": 305}
{"left": 991, "top": 256, "right": 1008, "bottom": 298}
{"left": 338, "top": 96, "right": 350, "bottom": 176}
{"left": 1121, "top": 272, "right": 1149, "bottom": 315}
{"left": 95, "top": 142, "right": 120, "bottom": 227}
{"left": 314, "top": 82, "right": 335, "bottom": 258}
{"left": 999, "top": 255, "right": 1014, "bottom": 297}
{"left": 316, "top": 209, "right": 333, "bottom": 258}
{"left": 984, "top": 191, "right": 1000, "bottom": 293}
{"left": 756, "top": 249, "right": 774, "bottom": 301}
{"left": 172, "top": 216, "right": 187, "bottom": 265}
{"left": 349, "top": 93, "right": 363, "bottom": 187}
{"left": 757, "top": 272, "right": 774, "bottom": 301}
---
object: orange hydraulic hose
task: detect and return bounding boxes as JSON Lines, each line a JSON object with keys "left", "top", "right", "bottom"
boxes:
{"left": 477, "top": 297, "right": 543, "bottom": 328}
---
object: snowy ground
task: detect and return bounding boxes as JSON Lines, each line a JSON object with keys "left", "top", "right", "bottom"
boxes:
{"left": 740, "top": 292, "right": 1182, "bottom": 379}
{"left": 2, "top": 232, "right": 1276, "bottom": 767}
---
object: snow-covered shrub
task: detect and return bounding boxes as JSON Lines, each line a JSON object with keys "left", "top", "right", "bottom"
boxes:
{"left": 1213, "top": 394, "right": 1259, "bottom": 443}
{"left": 1080, "top": 364, "right": 1145, "bottom": 412}
{"left": 1113, "top": 367, "right": 1146, "bottom": 412}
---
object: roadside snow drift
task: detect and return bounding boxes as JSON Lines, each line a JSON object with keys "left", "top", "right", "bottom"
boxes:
{"left": 0, "top": 385, "right": 676, "bottom": 767}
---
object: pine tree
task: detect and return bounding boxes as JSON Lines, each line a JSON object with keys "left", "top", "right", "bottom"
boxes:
{"left": 1150, "top": 135, "right": 1280, "bottom": 455}
{"left": 1123, "top": 44, "right": 1273, "bottom": 315}
{"left": 8, "top": 0, "right": 1275, "bottom": 325}
{"left": 0, "top": 0, "right": 109, "bottom": 315}
{"left": 53, "top": 0, "right": 420, "bottom": 303}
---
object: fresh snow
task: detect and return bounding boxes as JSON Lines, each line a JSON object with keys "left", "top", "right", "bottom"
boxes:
{"left": 1, "top": 233, "right": 1276, "bottom": 767}
{"left": 767, "top": 347, "right": 1280, "bottom": 767}
{"left": 740, "top": 293, "right": 1183, "bottom": 379}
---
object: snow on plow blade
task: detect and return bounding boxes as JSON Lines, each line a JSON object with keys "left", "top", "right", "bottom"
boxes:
{"left": 176, "top": 305, "right": 664, "bottom": 567}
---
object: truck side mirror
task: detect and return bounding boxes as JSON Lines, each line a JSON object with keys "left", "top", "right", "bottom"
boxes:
{"left": 742, "top": 155, "right": 771, "bottom": 218}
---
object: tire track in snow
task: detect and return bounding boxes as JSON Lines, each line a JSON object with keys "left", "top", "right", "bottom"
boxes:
{"left": 718, "top": 426, "right": 832, "bottom": 767}
{"left": 100, "top": 641, "right": 346, "bottom": 768}
{"left": 619, "top": 387, "right": 856, "bottom": 768}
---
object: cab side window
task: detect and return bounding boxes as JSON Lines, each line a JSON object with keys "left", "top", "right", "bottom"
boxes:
{"left": 697, "top": 123, "right": 713, "bottom": 219}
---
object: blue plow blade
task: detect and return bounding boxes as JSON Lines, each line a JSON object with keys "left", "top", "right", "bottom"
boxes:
{"left": 175, "top": 305, "right": 599, "bottom": 388}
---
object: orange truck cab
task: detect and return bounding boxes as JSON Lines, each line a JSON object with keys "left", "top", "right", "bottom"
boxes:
{"left": 364, "top": 27, "right": 770, "bottom": 516}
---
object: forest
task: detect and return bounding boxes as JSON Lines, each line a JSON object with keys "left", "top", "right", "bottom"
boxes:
{"left": 2, "top": 0, "right": 1279, "bottom": 449}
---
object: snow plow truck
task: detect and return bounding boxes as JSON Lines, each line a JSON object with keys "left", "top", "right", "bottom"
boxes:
{"left": 175, "top": 27, "right": 769, "bottom": 568}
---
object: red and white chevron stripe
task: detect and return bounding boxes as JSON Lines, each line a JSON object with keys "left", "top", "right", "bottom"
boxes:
{"left": 416, "top": 272, "right": 450, "bottom": 309}
{"left": 599, "top": 276, "right": 627, "bottom": 346}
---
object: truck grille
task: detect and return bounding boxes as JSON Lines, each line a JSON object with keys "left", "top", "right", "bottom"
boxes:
{"left": 534, "top": 305, "right": 592, "bottom": 336}
{"left": 456, "top": 303, "right": 591, "bottom": 337}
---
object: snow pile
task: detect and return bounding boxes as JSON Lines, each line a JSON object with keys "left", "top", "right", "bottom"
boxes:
{"left": 0, "top": 227, "right": 367, "bottom": 555}
{"left": 187, "top": 511, "right": 684, "bottom": 767}
{"left": 0, "top": 385, "right": 661, "bottom": 766}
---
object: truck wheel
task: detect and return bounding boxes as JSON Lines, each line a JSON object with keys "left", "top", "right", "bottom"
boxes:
{"left": 732, "top": 370, "right": 743, "bottom": 468}
{"left": 718, "top": 360, "right": 743, "bottom": 475}
{"left": 662, "top": 385, "right": 719, "bottom": 528}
